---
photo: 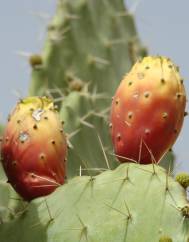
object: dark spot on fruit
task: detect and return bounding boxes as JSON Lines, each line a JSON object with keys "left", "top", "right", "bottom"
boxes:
{"left": 176, "top": 93, "right": 182, "bottom": 99}
{"left": 174, "top": 129, "right": 177, "bottom": 134}
{"left": 33, "top": 124, "right": 38, "bottom": 130}
{"left": 30, "top": 108, "right": 34, "bottom": 112}
{"left": 128, "top": 112, "right": 133, "bottom": 119}
{"left": 12, "top": 161, "right": 17, "bottom": 166}
{"left": 109, "top": 123, "right": 112, "bottom": 129}
{"left": 44, "top": 116, "right": 48, "bottom": 120}
{"left": 7, "top": 115, "right": 11, "bottom": 122}
{"left": 0, "top": 137, "right": 3, "bottom": 142}
{"left": 39, "top": 153, "right": 45, "bottom": 160}
{"left": 180, "top": 79, "right": 184, "bottom": 84}
{"left": 184, "top": 111, "right": 188, "bottom": 117}
{"left": 61, "top": 121, "right": 65, "bottom": 125}
{"left": 115, "top": 99, "right": 119, "bottom": 105}
{"left": 30, "top": 173, "right": 36, "bottom": 179}
{"left": 60, "top": 128, "right": 64, "bottom": 133}
{"left": 17, "top": 120, "right": 21, "bottom": 124}
{"left": 117, "top": 133, "right": 121, "bottom": 141}
{"left": 144, "top": 92, "right": 150, "bottom": 98}
{"left": 51, "top": 140, "right": 56, "bottom": 145}
{"left": 161, "top": 78, "right": 165, "bottom": 84}
{"left": 168, "top": 64, "right": 172, "bottom": 69}
{"left": 128, "top": 81, "right": 133, "bottom": 86}
{"left": 145, "top": 66, "right": 150, "bottom": 70}
{"left": 5, "top": 137, "right": 9, "bottom": 142}
{"left": 64, "top": 158, "right": 67, "bottom": 163}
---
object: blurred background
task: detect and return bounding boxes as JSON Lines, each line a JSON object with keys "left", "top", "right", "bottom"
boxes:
{"left": 0, "top": 0, "right": 188, "bottom": 172}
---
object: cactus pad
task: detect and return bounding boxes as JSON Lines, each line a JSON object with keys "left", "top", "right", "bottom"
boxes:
{"left": 0, "top": 163, "right": 188, "bottom": 242}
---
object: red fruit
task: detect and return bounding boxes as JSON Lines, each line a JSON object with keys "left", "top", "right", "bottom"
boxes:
{"left": 1, "top": 97, "right": 67, "bottom": 200}
{"left": 110, "top": 56, "right": 186, "bottom": 164}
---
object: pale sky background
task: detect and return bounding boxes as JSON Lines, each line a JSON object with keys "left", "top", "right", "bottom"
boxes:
{"left": 0, "top": 0, "right": 188, "bottom": 172}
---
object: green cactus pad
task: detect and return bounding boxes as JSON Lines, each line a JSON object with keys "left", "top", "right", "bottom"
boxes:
{"left": 29, "top": 0, "right": 146, "bottom": 97}
{"left": 0, "top": 163, "right": 188, "bottom": 242}
{"left": 0, "top": 180, "right": 27, "bottom": 223}
{"left": 159, "top": 150, "right": 175, "bottom": 172}
{"left": 60, "top": 91, "right": 117, "bottom": 177}
{"left": 0, "top": 124, "right": 4, "bottom": 136}
{"left": 0, "top": 181, "right": 11, "bottom": 223}
{"left": 0, "top": 163, "right": 6, "bottom": 181}
{"left": 0, "top": 157, "right": 27, "bottom": 223}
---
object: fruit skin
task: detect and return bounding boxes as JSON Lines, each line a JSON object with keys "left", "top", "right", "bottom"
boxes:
{"left": 110, "top": 56, "right": 186, "bottom": 164}
{"left": 1, "top": 96, "right": 67, "bottom": 201}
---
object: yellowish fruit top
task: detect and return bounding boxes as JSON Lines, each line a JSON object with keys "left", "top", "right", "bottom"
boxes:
{"left": 18, "top": 96, "right": 53, "bottom": 111}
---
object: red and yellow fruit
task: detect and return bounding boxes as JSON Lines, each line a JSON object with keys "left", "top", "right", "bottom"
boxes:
{"left": 1, "top": 96, "right": 67, "bottom": 200}
{"left": 110, "top": 56, "right": 186, "bottom": 164}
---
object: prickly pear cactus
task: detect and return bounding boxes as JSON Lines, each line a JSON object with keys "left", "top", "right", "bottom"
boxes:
{"left": 28, "top": 0, "right": 175, "bottom": 177}
{"left": 29, "top": 0, "right": 147, "bottom": 97}
{"left": 0, "top": 163, "right": 188, "bottom": 242}
{"left": 28, "top": 0, "right": 147, "bottom": 177}
{"left": 1, "top": 1, "right": 186, "bottom": 241}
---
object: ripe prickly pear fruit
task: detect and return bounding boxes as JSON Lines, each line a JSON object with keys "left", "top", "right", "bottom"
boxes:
{"left": 110, "top": 56, "right": 186, "bottom": 164}
{"left": 1, "top": 96, "right": 67, "bottom": 201}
